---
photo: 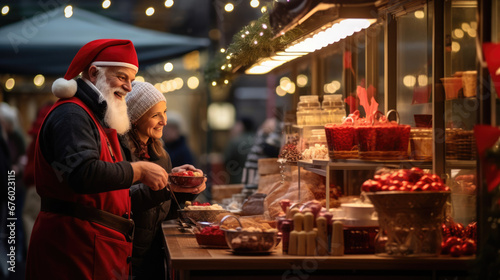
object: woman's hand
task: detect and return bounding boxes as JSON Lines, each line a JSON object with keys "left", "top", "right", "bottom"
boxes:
{"left": 170, "top": 177, "right": 207, "bottom": 194}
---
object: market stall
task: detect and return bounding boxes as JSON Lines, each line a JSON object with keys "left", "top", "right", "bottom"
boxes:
{"left": 168, "top": 0, "right": 500, "bottom": 279}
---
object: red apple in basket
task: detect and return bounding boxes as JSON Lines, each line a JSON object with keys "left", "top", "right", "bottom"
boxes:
{"left": 361, "top": 179, "right": 381, "bottom": 192}
{"left": 442, "top": 236, "right": 462, "bottom": 254}
{"left": 390, "top": 170, "right": 409, "bottom": 182}
{"left": 419, "top": 174, "right": 434, "bottom": 184}
{"left": 408, "top": 167, "right": 424, "bottom": 183}
{"left": 461, "top": 239, "right": 476, "bottom": 256}
{"left": 449, "top": 244, "right": 463, "bottom": 257}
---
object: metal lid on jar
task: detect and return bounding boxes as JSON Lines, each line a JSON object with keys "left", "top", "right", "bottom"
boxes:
{"left": 298, "top": 95, "right": 320, "bottom": 109}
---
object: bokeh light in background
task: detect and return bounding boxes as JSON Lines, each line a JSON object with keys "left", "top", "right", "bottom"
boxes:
{"left": 297, "top": 74, "right": 308, "bottom": 87}
{"left": 164, "top": 62, "right": 174, "bottom": 72}
{"left": 64, "top": 5, "right": 73, "bottom": 18}
{"left": 5, "top": 78, "right": 15, "bottom": 91}
{"left": 164, "top": 0, "right": 174, "bottom": 8}
{"left": 207, "top": 102, "right": 235, "bottom": 129}
{"left": 225, "top": 3, "right": 234, "bottom": 12}
{"left": 1, "top": 5, "right": 9, "bottom": 15}
{"left": 414, "top": 10, "right": 425, "bottom": 19}
{"left": 403, "top": 75, "right": 416, "bottom": 88}
{"left": 187, "top": 76, "right": 199, "bottom": 89}
{"left": 146, "top": 7, "right": 155, "bottom": 16}
{"left": 102, "top": 0, "right": 111, "bottom": 9}
{"left": 33, "top": 74, "right": 45, "bottom": 87}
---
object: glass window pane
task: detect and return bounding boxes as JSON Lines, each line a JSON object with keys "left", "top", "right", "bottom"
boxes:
{"left": 397, "top": 7, "right": 432, "bottom": 126}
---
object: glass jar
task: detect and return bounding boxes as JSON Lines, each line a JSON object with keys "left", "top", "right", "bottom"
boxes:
{"left": 410, "top": 128, "right": 433, "bottom": 160}
{"left": 308, "top": 129, "right": 327, "bottom": 148}
{"left": 297, "top": 95, "right": 321, "bottom": 126}
{"left": 321, "top": 94, "right": 346, "bottom": 125}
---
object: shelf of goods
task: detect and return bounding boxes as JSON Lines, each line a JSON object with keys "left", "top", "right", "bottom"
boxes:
{"left": 446, "top": 160, "right": 477, "bottom": 170}
{"left": 297, "top": 159, "right": 434, "bottom": 209}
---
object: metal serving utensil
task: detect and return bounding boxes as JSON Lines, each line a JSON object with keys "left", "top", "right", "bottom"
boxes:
{"left": 169, "top": 186, "right": 195, "bottom": 231}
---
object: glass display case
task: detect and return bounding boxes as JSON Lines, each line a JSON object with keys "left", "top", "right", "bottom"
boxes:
{"left": 285, "top": 1, "right": 487, "bottom": 227}
{"left": 443, "top": 0, "right": 478, "bottom": 226}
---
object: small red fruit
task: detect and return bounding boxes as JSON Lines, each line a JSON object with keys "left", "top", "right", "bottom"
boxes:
{"left": 419, "top": 174, "right": 434, "bottom": 184}
{"left": 414, "top": 180, "right": 425, "bottom": 188}
{"left": 461, "top": 239, "right": 476, "bottom": 256}
{"left": 388, "top": 185, "right": 398, "bottom": 191}
{"left": 408, "top": 167, "right": 424, "bottom": 182}
{"left": 431, "top": 174, "right": 443, "bottom": 183}
{"left": 361, "top": 179, "right": 382, "bottom": 192}
{"left": 411, "top": 184, "right": 423, "bottom": 192}
{"left": 391, "top": 171, "right": 409, "bottom": 182}
{"left": 389, "top": 180, "right": 402, "bottom": 188}
{"left": 421, "top": 183, "right": 431, "bottom": 191}
{"left": 446, "top": 236, "right": 462, "bottom": 246}
{"left": 449, "top": 244, "right": 463, "bottom": 257}
{"left": 430, "top": 182, "right": 443, "bottom": 191}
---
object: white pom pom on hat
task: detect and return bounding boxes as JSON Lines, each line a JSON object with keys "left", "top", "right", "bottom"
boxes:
{"left": 51, "top": 39, "right": 139, "bottom": 99}
{"left": 52, "top": 78, "right": 78, "bottom": 99}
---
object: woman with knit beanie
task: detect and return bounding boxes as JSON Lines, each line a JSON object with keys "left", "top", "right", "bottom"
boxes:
{"left": 126, "top": 81, "right": 206, "bottom": 279}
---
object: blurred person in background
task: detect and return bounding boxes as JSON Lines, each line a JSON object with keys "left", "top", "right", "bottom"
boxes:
{"left": 0, "top": 102, "right": 27, "bottom": 177}
{"left": 224, "top": 116, "right": 255, "bottom": 184}
{"left": 162, "top": 111, "right": 196, "bottom": 167}
{"left": 0, "top": 102, "right": 27, "bottom": 266}
{"left": 22, "top": 102, "right": 53, "bottom": 248}
{"left": 0, "top": 121, "right": 14, "bottom": 279}
{"left": 241, "top": 109, "right": 283, "bottom": 186}
{"left": 126, "top": 81, "right": 205, "bottom": 279}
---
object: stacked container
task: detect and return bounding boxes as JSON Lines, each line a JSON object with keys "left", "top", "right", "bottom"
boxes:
{"left": 321, "top": 94, "right": 346, "bottom": 125}
{"left": 296, "top": 95, "right": 321, "bottom": 126}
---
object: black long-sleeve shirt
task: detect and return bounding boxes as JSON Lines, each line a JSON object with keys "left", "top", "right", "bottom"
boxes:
{"left": 38, "top": 78, "right": 134, "bottom": 194}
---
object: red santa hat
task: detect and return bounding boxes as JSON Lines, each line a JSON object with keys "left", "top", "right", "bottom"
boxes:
{"left": 52, "top": 39, "right": 139, "bottom": 98}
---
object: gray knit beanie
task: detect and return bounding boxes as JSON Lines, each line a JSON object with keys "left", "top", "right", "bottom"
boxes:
{"left": 126, "top": 81, "right": 166, "bottom": 123}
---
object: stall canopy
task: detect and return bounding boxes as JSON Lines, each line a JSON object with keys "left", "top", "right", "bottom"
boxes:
{"left": 0, "top": 7, "right": 210, "bottom": 76}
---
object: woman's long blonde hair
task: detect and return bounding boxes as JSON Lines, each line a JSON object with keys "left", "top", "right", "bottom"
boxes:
{"left": 128, "top": 125, "right": 167, "bottom": 159}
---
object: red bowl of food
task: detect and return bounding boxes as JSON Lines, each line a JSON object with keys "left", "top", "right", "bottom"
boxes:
{"left": 169, "top": 171, "right": 205, "bottom": 188}
{"left": 194, "top": 225, "right": 228, "bottom": 248}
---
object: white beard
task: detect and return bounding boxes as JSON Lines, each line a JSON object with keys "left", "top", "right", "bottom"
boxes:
{"left": 95, "top": 71, "right": 130, "bottom": 135}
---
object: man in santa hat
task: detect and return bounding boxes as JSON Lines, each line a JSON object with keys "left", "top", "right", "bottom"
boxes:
{"left": 26, "top": 39, "right": 169, "bottom": 279}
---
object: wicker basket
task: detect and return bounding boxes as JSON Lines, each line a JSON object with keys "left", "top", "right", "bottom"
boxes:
{"left": 325, "top": 124, "right": 359, "bottom": 159}
{"left": 456, "top": 130, "right": 475, "bottom": 160}
{"left": 446, "top": 129, "right": 476, "bottom": 160}
{"left": 445, "top": 129, "right": 458, "bottom": 160}
{"left": 366, "top": 191, "right": 450, "bottom": 257}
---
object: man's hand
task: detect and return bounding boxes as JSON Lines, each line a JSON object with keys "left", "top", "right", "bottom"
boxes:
{"left": 131, "top": 161, "right": 168, "bottom": 191}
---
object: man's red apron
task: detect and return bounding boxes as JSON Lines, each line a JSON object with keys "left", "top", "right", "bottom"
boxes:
{"left": 26, "top": 97, "right": 132, "bottom": 280}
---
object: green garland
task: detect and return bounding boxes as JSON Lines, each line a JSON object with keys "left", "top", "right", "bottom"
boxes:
{"left": 205, "top": 11, "right": 301, "bottom": 86}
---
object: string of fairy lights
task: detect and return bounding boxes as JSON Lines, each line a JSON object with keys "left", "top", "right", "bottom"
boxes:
{"left": 0, "top": 1, "right": 265, "bottom": 17}
{"left": 0, "top": 1, "right": 270, "bottom": 93}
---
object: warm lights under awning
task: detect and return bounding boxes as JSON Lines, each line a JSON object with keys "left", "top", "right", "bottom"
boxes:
{"left": 245, "top": 18, "right": 376, "bottom": 75}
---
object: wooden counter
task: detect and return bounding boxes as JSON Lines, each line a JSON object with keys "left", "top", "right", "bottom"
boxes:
{"left": 162, "top": 224, "right": 474, "bottom": 280}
